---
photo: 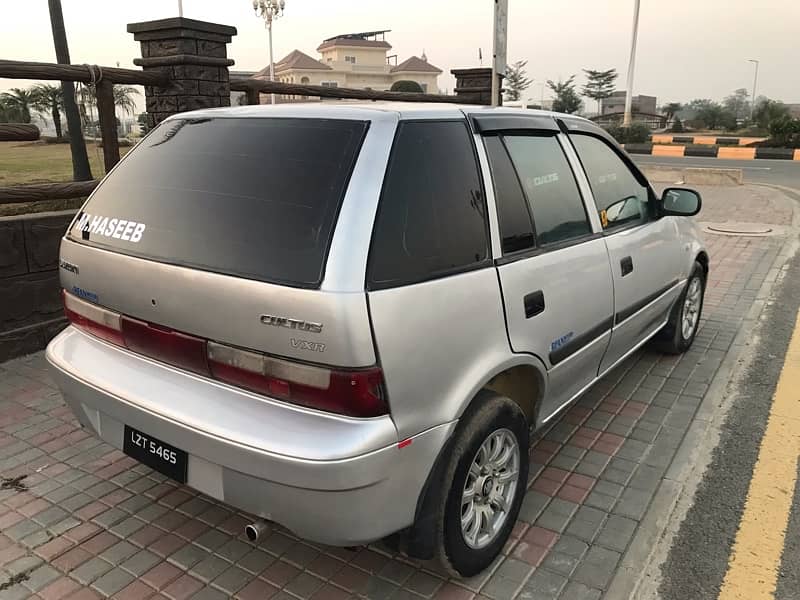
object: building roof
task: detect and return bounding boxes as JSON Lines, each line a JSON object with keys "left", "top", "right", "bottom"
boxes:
{"left": 390, "top": 56, "right": 442, "bottom": 74}
{"left": 317, "top": 37, "right": 392, "bottom": 51}
{"left": 253, "top": 50, "right": 331, "bottom": 77}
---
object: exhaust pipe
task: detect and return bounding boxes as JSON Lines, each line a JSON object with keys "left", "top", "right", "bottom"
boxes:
{"left": 244, "top": 520, "right": 270, "bottom": 542}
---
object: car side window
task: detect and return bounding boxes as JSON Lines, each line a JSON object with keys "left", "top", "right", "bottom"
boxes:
{"left": 483, "top": 135, "right": 536, "bottom": 254}
{"left": 367, "top": 121, "right": 489, "bottom": 289}
{"left": 570, "top": 134, "right": 651, "bottom": 230}
{"left": 502, "top": 135, "right": 592, "bottom": 246}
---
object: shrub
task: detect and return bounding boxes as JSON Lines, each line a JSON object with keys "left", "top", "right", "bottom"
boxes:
{"left": 390, "top": 80, "right": 424, "bottom": 93}
{"left": 605, "top": 123, "right": 650, "bottom": 144}
{"left": 766, "top": 116, "right": 800, "bottom": 148}
{"left": 671, "top": 117, "right": 684, "bottom": 133}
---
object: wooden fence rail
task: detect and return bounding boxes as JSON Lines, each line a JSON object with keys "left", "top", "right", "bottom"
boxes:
{"left": 229, "top": 78, "right": 477, "bottom": 105}
{"left": 0, "top": 180, "right": 99, "bottom": 205}
{"left": 0, "top": 59, "right": 168, "bottom": 86}
{"left": 0, "top": 124, "right": 39, "bottom": 142}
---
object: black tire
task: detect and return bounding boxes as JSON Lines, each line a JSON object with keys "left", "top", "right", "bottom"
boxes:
{"left": 434, "top": 393, "right": 529, "bottom": 577}
{"left": 654, "top": 261, "right": 706, "bottom": 354}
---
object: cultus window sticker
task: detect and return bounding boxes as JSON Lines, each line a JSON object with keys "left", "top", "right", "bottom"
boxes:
{"left": 74, "top": 213, "right": 146, "bottom": 243}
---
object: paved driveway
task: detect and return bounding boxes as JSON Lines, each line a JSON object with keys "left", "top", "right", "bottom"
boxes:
{"left": 0, "top": 184, "right": 795, "bottom": 600}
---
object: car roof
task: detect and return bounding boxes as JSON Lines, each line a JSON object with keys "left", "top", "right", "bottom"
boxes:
{"left": 168, "top": 102, "right": 596, "bottom": 125}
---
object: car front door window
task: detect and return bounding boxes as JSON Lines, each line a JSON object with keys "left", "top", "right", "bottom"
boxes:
{"left": 570, "top": 134, "right": 651, "bottom": 231}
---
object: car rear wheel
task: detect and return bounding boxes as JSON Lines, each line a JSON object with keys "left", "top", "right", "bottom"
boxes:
{"left": 655, "top": 261, "right": 706, "bottom": 354}
{"left": 436, "top": 393, "right": 529, "bottom": 577}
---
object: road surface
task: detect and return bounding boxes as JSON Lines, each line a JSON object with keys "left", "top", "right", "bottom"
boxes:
{"left": 633, "top": 154, "right": 800, "bottom": 188}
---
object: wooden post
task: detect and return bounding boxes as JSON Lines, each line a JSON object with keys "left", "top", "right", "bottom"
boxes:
{"left": 246, "top": 88, "right": 261, "bottom": 106}
{"left": 95, "top": 80, "right": 120, "bottom": 173}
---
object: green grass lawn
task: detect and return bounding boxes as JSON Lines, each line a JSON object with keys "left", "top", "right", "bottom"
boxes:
{"left": 0, "top": 141, "right": 131, "bottom": 185}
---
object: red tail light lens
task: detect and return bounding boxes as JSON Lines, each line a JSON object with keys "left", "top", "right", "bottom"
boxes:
{"left": 63, "top": 290, "right": 125, "bottom": 346}
{"left": 121, "top": 317, "right": 209, "bottom": 375}
{"left": 61, "top": 290, "right": 388, "bottom": 418}
{"left": 208, "top": 342, "right": 388, "bottom": 418}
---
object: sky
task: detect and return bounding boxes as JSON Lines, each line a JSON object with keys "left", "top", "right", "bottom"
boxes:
{"left": 1, "top": 0, "right": 798, "bottom": 114}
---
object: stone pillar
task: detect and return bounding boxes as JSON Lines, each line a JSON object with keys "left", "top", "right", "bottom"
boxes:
{"left": 127, "top": 17, "right": 237, "bottom": 128}
{"left": 451, "top": 67, "right": 503, "bottom": 106}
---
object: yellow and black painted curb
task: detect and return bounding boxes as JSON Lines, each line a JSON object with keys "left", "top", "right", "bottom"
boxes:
{"left": 649, "top": 134, "right": 767, "bottom": 146}
{"left": 624, "top": 143, "right": 800, "bottom": 160}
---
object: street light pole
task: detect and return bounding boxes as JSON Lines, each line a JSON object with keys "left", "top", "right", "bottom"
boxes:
{"left": 623, "top": 0, "right": 641, "bottom": 126}
{"left": 748, "top": 59, "right": 759, "bottom": 122}
{"left": 253, "top": 0, "right": 286, "bottom": 105}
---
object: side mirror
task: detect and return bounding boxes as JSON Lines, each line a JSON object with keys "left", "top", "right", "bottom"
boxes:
{"left": 661, "top": 187, "right": 701, "bottom": 216}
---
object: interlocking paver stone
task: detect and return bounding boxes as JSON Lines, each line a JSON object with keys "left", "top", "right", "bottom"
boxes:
{"left": 91, "top": 566, "right": 135, "bottom": 596}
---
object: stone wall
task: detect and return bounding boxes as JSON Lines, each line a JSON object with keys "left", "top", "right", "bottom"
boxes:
{"left": 0, "top": 210, "right": 75, "bottom": 362}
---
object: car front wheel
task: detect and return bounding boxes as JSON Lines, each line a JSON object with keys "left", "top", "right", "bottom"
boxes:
{"left": 655, "top": 261, "right": 706, "bottom": 354}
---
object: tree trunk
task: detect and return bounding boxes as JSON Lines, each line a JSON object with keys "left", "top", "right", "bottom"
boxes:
{"left": 48, "top": 0, "right": 92, "bottom": 181}
{"left": 52, "top": 104, "right": 62, "bottom": 139}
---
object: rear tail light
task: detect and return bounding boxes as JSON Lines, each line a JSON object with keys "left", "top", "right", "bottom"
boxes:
{"left": 208, "top": 342, "right": 387, "bottom": 418}
{"left": 62, "top": 290, "right": 388, "bottom": 418}
{"left": 63, "top": 290, "right": 125, "bottom": 346}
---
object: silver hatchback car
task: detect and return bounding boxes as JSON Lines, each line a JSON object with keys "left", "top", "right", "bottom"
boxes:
{"left": 47, "top": 103, "right": 707, "bottom": 576}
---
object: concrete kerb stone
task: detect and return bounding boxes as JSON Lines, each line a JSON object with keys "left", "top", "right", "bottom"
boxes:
{"left": 607, "top": 185, "right": 800, "bottom": 599}
{"left": 641, "top": 165, "right": 743, "bottom": 186}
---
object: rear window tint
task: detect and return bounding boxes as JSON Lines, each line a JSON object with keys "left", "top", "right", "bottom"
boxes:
{"left": 367, "top": 121, "right": 488, "bottom": 288}
{"left": 69, "top": 117, "right": 367, "bottom": 287}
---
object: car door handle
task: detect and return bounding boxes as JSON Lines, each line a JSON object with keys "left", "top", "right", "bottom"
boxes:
{"left": 524, "top": 291, "right": 545, "bottom": 318}
{"left": 621, "top": 256, "right": 634, "bottom": 277}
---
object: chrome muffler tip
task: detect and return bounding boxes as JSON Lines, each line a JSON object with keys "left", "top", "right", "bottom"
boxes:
{"left": 245, "top": 520, "right": 270, "bottom": 542}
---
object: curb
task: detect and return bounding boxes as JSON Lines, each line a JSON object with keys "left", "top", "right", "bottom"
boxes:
{"left": 606, "top": 184, "right": 800, "bottom": 599}
{"left": 624, "top": 144, "right": 800, "bottom": 161}
{"left": 650, "top": 135, "right": 767, "bottom": 146}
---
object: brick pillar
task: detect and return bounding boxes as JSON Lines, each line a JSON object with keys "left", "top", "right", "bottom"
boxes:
{"left": 127, "top": 17, "right": 237, "bottom": 128}
{"left": 451, "top": 67, "right": 503, "bottom": 106}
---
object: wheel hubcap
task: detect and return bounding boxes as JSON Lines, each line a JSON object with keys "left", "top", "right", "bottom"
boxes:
{"left": 461, "top": 428, "right": 520, "bottom": 549}
{"left": 682, "top": 277, "right": 702, "bottom": 340}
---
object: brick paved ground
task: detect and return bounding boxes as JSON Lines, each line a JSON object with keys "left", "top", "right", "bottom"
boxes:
{"left": 0, "top": 184, "right": 795, "bottom": 600}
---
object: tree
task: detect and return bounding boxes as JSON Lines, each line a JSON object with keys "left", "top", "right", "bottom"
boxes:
{"left": 113, "top": 86, "right": 140, "bottom": 116}
{"left": 48, "top": 0, "right": 92, "bottom": 180}
{"left": 390, "top": 80, "right": 424, "bottom": 93}
{"left": 0, "top": 88, "right": 35, "bottom": 123}
{"left": 31, "top": 84, "right": 64, "bottom": 139}
{"left": 722, "top": 88, "right": 750, "bottom": 123}
{"left": 686, "top": 99, "right": 736, "bottom": 130}
{"left": 547, "top": 76, "right": 582, "bottom": 114}
{"left": 581, "top": 68, "right": 617, "bottom": 114}
{"left": 504, "top": 60, "right": 532, "bottom": 102}
{"left": 752, "top": 98, "right": 790, "bottom": 129}
{"left": 661, "top": 102, "right": 682, "bottom": 121}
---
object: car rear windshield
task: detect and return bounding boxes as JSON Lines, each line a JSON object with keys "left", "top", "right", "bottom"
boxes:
{"left": 68, "top": 117, "right": 368, "bottom": 287}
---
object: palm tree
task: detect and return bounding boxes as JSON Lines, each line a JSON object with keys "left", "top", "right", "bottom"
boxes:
{"left": 113, "top": 86, "right": 140, "bottom": 116}
{"left": 48, "top": 0, "right": 92, "bottom": 180}
{"left": 0, "top": 88, "right": 35, "bottom": 123}
{"left": 31, "top": 84, "right": 64, "bottom": 138}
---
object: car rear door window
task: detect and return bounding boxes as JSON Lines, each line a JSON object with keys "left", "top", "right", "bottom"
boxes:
{"left": 367, "top": 121, "right": 489, "bottom": 288}
{"left": 570, "top": 134, "right": 651, "bottom": 230}
{"left": 483, "top": 135, "right": 536, "bottom": 254}
{"left": 502, "top": 135, "right": 592, "bottom": 246}
{"left": 68, "top": 117, "right": 367, "bottom": 288}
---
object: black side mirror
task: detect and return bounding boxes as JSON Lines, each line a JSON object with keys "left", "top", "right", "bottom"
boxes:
{"left": 661, "top": 187, "right": 701, "bottom": 216}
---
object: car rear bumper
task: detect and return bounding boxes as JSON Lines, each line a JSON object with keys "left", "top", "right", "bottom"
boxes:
{"left": 46, "top": 327, "right": 455, "bottom": 546}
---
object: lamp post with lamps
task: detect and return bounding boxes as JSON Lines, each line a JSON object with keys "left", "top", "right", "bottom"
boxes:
{"left": 748, "top": 59, "right": 759, "bottom": 122}
{"left": 253, "top": 0, "right": 286, "bottom": 105}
